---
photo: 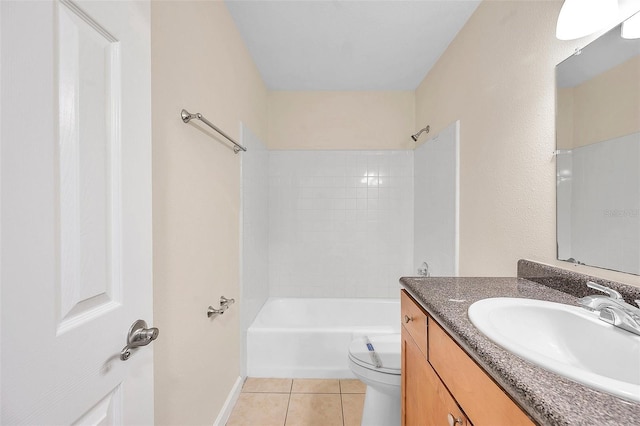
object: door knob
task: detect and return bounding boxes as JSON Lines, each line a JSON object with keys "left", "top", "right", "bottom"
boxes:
{"left": 120, "top": 319, "right": 159, "bottom": 361}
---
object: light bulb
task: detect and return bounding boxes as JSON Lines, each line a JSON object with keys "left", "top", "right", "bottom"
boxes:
{"left": 621, "top": 11, "right": 640, "bottom": 39}
{"left": 556, "top": 0, "right": 618, "bottom": 40}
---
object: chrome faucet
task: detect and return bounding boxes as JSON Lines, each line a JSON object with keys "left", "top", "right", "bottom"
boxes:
{"left": 578, "top": 281, "right": 640, "bottom": 336}
{"left": 417, "top": 261, "right": 430, "bottom": 277}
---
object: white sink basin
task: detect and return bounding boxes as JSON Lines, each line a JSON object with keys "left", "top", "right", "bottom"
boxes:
{"left": 468, "top": 297, "right": 640, "bottom": 402}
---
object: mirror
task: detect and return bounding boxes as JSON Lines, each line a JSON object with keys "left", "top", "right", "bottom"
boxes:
{"left": 556, "top": 19, "right": 640, "bottom": 275}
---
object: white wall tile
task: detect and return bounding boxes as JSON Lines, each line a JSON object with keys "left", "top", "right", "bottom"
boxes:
{"left": 268, "top": 150, "right": 414, "bottom": 298}
{"left": 240, "top": 124, "right": 270, "bottom": 376}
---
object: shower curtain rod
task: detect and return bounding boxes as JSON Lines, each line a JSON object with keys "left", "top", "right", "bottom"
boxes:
{"left": 181, "top": 109, "right": 247, "bottom": 154}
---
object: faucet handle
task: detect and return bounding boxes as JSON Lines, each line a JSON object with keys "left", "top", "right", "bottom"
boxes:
{"left": 418, "top": 261, "right": 430, "bottom": 277}
{"left": 586, "top": 281, "right": 622, "bottom": 300}
{"left": 599, "top": 306, "right": 640, "bottom": 336}
{"left": 220, "top": 296, "right": 235, "bottom": 306}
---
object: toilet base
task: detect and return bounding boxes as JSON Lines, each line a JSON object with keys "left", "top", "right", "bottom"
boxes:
{"left": 361, "top": 385, "right": 401, "bottom": 426}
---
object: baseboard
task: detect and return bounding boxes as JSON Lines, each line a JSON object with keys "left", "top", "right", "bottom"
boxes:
{"left": 213, "top": 376, "right": 244, "bottom": 426}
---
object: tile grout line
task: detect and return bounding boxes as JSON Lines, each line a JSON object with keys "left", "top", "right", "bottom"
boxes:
{"left": 340, "top": 391, "right": 345, "bottom": 426}
{"left": 283, "top": 392, "right": 292, "bottom": 426}
{"left": 282, "top": 379, "right": 294, "bottom": 426}
{"left": 290, "top": 392, "right": 341, "bottom": 394}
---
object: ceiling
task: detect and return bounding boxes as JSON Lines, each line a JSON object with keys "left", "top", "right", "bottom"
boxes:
{"left": 225, "top": 0, "right": 481, "bottom": 91}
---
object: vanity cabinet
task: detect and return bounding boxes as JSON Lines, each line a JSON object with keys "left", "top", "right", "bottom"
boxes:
{"left": 400, "top": 290, "right": 534, "bottom": 426}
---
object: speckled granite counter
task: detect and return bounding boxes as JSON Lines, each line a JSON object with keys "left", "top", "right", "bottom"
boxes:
{"left": 399, "top": 276, "right": 640, "bottom": 426}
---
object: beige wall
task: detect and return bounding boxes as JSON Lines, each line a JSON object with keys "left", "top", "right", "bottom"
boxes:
{"left": 558, "top": 55, "right": 640, "bottom": 149}
{"left": 574, "top": 55, "right": 640, "bottom": 147}
{"left": 416, "top": 0, "right": 639, "bottom": 287}
{"left": 268, "top": 91, "right": 415, "bottom": 150}
{"left": 151, "top": 1, "right": 268, "bottom": 424}
{"left": 556, "top": 86, "right": 574, "bottom": 150}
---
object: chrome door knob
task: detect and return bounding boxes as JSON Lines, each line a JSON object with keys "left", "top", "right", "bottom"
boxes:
{"left": 131, "top": 326, "right": 159, "bottom": 344}
{"left": 120, "top": 319, "right": 159, "bottom": 361}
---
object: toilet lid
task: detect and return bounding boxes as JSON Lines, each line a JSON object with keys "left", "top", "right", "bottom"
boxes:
{"left": 348, "top": 334, "right": 401, "bottom": 374}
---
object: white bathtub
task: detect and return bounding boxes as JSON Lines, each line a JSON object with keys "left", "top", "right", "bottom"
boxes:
{"left": 247, "top": 297, "right": 401, "bottom": 378}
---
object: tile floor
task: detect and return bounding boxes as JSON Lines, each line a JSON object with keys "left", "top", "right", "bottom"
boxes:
{"left": 227, "top": 378, "right": 367, "bottom": 426}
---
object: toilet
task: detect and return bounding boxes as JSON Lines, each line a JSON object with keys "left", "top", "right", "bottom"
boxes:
{"left": 348, "top": 334, "right": 401, "bottom": 426}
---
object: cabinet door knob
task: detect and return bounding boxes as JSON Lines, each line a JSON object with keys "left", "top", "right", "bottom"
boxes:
{"left": 403, "top": 315, "right": 412, "bottom": 323}
{"left": 448, "top": 413, "right": 464, "bottom": 426}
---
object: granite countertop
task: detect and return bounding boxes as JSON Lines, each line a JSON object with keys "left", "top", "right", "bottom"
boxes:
{"left": 400, "top": 276, "right": 640, "bottom": 426}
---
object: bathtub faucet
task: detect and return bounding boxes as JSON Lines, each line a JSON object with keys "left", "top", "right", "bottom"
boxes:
{"left": 207, "top": 295, "right": 236, "bottom": 319}
{"left": 418, "top": 262, "right": 430, "bottom": 277}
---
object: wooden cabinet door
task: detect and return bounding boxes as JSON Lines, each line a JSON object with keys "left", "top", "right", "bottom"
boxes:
{"left": 423, "top": 358, "right": 470, "bottom": 426}
{"left": 402, "top": 326, "right": 430, "bottom": 426}
{"left": 403, "top": 325, "right": 470, "bottom": 426}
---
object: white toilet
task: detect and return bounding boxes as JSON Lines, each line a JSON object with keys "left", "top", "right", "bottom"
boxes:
{"left": 348, "top": 334, "right": 401, "bottom": 426}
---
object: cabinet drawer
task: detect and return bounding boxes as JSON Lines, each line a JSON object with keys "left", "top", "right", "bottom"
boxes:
{"left": 401, "top": 290, "right": 428, "bottom": 355}
{"left": 428, "top": 320, "right": 534, "bottom": 426}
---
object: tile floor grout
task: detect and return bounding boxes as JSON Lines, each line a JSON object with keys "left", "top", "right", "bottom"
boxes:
{"left": 283, "top": 391, "right": 291, "bottom": 426}
{"left": 284, "top": 379, "right": 292, "bottom": 426}
{"left": 339, "top": 390, "right": 345, "bottom": 426}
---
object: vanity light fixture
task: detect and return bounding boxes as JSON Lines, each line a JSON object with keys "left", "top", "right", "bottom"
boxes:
{"left": 556, "top": 0, "right": 618, "bottom": 40}
{"left": 621, "top": 11, "right": 640, "bottom": 38}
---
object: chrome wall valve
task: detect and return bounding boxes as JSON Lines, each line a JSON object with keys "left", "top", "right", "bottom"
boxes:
{"left": 220, "top": 296, "right": 235, "bottom": 306}
{"left": 207, "top": 306, "right": 226, "bottom": 318}
{"left": 207, "top": 295, "right": 236, "bottom": 319}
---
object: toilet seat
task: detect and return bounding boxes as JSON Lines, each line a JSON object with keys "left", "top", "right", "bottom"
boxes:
{"left": 348, "top": 334, "right": 402, "bottom": 426}
{"left": 348, "top": 334, "right": 401, "bottom": 376}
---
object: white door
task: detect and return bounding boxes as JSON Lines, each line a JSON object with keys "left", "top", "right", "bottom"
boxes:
{"left": 1, "top": 0, "right": 154, "bottom": 424}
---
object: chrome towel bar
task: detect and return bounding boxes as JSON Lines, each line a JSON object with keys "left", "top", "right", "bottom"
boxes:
{"left": 181, "top": 109, "right": 247, "bottom": 154}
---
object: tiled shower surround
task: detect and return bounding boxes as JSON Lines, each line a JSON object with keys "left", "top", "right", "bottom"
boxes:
{"left": 241, "top": 144, "right": 414, "bottom": 375}
{"left": 556, "top": 133, "right": 640, "bottom": 275}
{"left": 268, "top": 151, "right": 414, "bottom": 298}
{"left": 240, "top": 125, "right": 270, "bottom": 337}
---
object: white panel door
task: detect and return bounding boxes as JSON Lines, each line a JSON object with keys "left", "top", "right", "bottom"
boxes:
{"left": 1, "top": 0, "right": 153, "bottom": 424}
